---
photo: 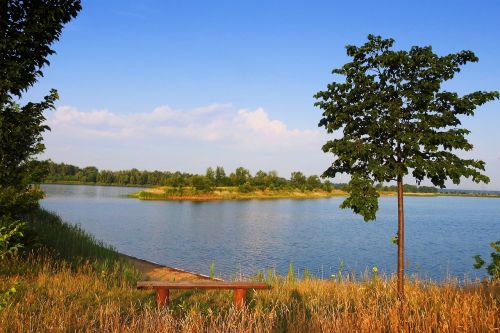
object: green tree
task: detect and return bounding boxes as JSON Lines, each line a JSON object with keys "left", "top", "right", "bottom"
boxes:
{"left": 205, "top": 167, "right": 215, "bottom": 186}
{"left": 306, "top": 175, "right": 322, "bottom": 190}
{"left": 252, "top": 170, "right": 268, "bottom": 189}
{"left": 0, "top": 1, "right": 81, "bottom": 223}
{"left": 234, "top": 167, "right": 250, "bottom": 186}
{"left": 290, "top": 171, "right": 306, "bottom": 190}
{"left": 83, "top": 166, "right": 98, "bottom": 183}
{"left": 315, "top": 35, "right": 498, "bottom": 300}
{"left": 191, "top": 175, "right": 213, "bottom": 193}
{"left": 215, "top": 166, "right": 227, "bottom": 186}
{"left": 322, "top": 180, "right": 334, "bottom": 192}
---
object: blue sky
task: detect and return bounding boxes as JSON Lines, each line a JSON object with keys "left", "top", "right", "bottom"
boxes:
{"left": 26, "top": 0, "right": 500, "bottom": 189}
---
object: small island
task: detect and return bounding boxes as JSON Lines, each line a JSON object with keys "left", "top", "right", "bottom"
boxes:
{"left": 130, "top": 186, "right": 346, "bottom": 201}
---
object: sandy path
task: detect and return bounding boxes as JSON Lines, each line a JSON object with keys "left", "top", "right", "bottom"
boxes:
{"left": 123, "top": 254, "right": 220, "bottom": 281}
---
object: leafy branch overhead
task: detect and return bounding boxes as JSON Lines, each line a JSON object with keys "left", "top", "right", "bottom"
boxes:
{"left": 0, "top": 0, "right": 81, "bottom": 256}
{"left": 315, "top": 35, "right": 499, "bottom": 221}
{"left": 0, "top": 0, "right": 82, "bottom": 100}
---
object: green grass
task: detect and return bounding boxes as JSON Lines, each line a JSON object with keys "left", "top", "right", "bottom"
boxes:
{"left": 17, "top": 208, "right": 141, "bottom": 283}
{"left": 26, "top": 208, "right": 121, "bottom": 263}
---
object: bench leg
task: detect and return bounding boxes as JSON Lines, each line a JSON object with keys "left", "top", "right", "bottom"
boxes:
{"left": 233, "top": 288, "right": 246, "bottom": 308}
{"left": 155, "top": 287, "right": 169, "bottom": 308}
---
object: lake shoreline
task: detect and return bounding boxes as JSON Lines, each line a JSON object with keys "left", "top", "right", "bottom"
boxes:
{"left": 42, "top": 182, "right": 500, "bottom": 199}
{"left": 121, "top": 253, "right": 221, "bottom": 281}
{"left": 129, "top": 187, "right": 500, "bottom": 201}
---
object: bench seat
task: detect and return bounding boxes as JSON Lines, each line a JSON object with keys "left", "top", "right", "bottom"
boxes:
{"left": 137, "top": 281, "right": 269, "bottom": 308}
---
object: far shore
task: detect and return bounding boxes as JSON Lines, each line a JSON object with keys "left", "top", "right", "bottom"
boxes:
{"left": 129, "top": 186, "right": 500, "bottom": 201}
{"left": 41, "top": 182, "right": 500, "bottom": 200}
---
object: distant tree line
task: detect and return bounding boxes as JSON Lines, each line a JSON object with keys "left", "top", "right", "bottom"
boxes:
{"left": 44, "top": 161, "right": 440, "bottom": 194}
{"left": 374, "top": 183, "right": 438, "bottom": 193}
{"left": 44, "top": 161, "right": 342, "bottom": 192}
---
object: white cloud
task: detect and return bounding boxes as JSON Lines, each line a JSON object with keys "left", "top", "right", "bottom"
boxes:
{"left": 47, "top": 104, "right": 323, "bottom": 151}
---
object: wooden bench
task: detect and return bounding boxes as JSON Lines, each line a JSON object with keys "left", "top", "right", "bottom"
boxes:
{"left": 137, "top": 281, "right": 270, "bottom": 308}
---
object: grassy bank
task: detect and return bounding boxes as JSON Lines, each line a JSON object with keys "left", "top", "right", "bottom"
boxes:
{"left": 130, "top": 186, "right": 346, "bottom": 201}
{"left": 130, "top": 186, "right": 500, "bottom": 201}
{"left": 1, "top": 210, "right": 499, "bottom": 332}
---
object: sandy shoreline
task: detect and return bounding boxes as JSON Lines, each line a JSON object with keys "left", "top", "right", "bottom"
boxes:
{"left": 121, "top": 253, "right": 222, "bottom": 281}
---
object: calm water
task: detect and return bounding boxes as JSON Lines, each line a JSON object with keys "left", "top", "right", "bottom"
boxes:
{"left": 40, "top": 184, "right": 500, "bottom": 280}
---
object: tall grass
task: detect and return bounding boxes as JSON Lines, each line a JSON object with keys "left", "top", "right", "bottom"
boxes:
{"left": 1, "top": 208, "right": 140, "bottom": 285}
{"left": 0, "top": 210, "right": 498, "bottom": 332}
{"left": 25, "top": 208, "right": 120, "bottom": 264}
{"left": 1, "top": 260, "right": 498, "bottom": 332}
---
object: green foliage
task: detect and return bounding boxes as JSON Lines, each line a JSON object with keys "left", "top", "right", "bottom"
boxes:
{"left": 0, "top": 216, "right": 25, "bottom": 259}
{"left": 26, "top": 209, "right": 120, "bottom": 265}
{"left": 290, "top": 171, "right": 306, "bottom": 190}
{"left": 209, "top": 262, "right": 215, "bottom": 279}
{"left": 237, "top": 181, "right": 254, "bottom": 193}
{"left": 336, "top": 258, "right": 345, "bottom": 282}
{"left": 473, "top": 241, "right": 500, "bottom": 280}
{"left": 315, "top": 35, "right": 498, "bottom": 220}
{"left": 205, "top": 167, "right": 215, "bottom": 186}
{"left": 391, "top": 234, "right": 399, "bottom": 245}
{"left": 214, "top": 166, "right": 228, "bottom": 186}
{"left": 45, "top": 161, "right": 328, "bottom": 191}
{"left": 0, "top": 1, "right": 81, "bottom": 249}
{"left": 322, "top": 180, "right": 334, "bottom": 192}
{"left": 306, "top": 175, "right": 322, "bottom": 191}
{"left": 191, "top": 175, "right": 213, "bottom": 193}
{"left": 233, "top": 167, "right": 251, "bottom": 186}
{"left": 340, "top": 174, "right": 379, "bottom": 221}
{"left": 0, "top": 282, "right": 19, "bottom": 310}
{"left": 377, "top": 183, "right": 439, "bottom": 193}
{"left": 287, "top": 263, "right": 295, "bottom": 282}
{"left": 0, "top": 0, "right": 82, "bottom": 99}
{"left": 0, "top": 95, "right": 53, "bottom": 216}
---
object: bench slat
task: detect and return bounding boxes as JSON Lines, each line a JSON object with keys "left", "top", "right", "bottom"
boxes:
{"left": 137, "top": 281, "right": 269, "bottom": 290}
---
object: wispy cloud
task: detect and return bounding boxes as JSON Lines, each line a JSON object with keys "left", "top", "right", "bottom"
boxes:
{"left": 48, "top": 104, "right": 323, "bottom": 151}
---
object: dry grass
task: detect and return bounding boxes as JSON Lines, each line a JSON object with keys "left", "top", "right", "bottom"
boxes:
{"left": 1, "top": 255, "right": 498, "bottom": 332}
{"left": 133, "top": 187, "right": 346, "bottom": 201}
{"left": 1, "top": 209, "right": 498, "bottom": 332}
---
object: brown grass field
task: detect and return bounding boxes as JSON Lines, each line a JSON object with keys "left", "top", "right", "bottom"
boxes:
{"left": 1, "top": 209, "right": 498, "bottom": 332}
{"left": 1, "top": 254, "right": 498, "bottom": 332}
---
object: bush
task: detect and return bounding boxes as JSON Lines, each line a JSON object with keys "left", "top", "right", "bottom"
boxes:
{"left": 238, "top": 182, "right": 254, "bottom": 193}
{"left": 473, "top": 241, "right": 500, "bottom": 281}
{"left": 0, "top": 216, "right": 25, "bottom": 259}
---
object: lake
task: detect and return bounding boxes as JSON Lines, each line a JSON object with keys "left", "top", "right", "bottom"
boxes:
{"left": 40, "top": 184, "right": 500, "bottom": 281}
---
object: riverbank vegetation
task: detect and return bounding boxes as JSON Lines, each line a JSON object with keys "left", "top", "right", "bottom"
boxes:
{"left": 1, "top": 209, "right": 499, "bottom": 332}
{"left": 131, "top": 186, "right": 346, "bottom": 200}
{"left": 50, "top": 161, "right": 500, "bottom": 201}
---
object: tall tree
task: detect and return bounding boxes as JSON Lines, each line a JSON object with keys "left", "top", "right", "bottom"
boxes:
{"left": 315, "top": 35, "right": 498, "bottom": 300}
{"left": 290, "top": 171, "right": 306, "bottom": 190}
{"left": 205, "top": 167, "right": 215, "bottom": 186}
{"left": 215, "top": 166, "right": 226, "bottom": 186}
{"left": 0, "top": 1, "right": 81, "bottom": 225}
{"left": 234, "top": 167, "right": 250, "bottom": 186}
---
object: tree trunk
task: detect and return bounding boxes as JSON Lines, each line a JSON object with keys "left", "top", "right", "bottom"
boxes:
{"left": 397, "top": 176, "right": 405, "bottom": 300}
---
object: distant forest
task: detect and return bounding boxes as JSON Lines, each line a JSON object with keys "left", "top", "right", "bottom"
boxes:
{"left": 44, "top": 161, "right": 439, "bottom": 193}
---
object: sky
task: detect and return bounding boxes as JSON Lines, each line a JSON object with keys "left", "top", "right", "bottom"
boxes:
{"left": 24, "top": 0, "right": 500, "bottom": 189}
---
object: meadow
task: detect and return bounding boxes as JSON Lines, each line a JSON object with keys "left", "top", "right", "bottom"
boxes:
{"left": 0, "top": 209, "right": 498, "bottom": 332}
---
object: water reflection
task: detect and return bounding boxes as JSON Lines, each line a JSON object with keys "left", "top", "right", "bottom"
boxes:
{"left": 41, "top": 184, "right": 500, "bottom": 280}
